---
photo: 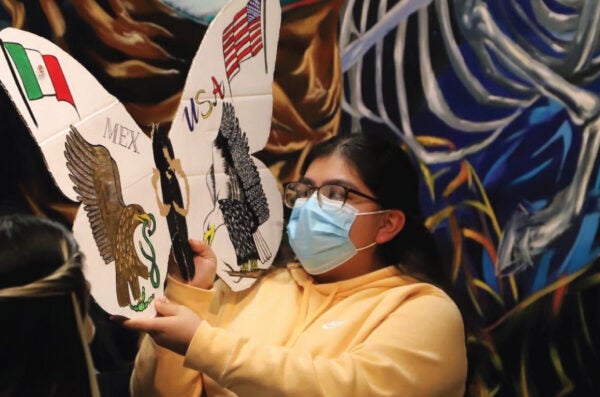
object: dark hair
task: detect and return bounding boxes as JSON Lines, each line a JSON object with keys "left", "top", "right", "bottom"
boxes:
{"left": 303, "top": 132, "right": 450, "bottom": 289}
{"left": 0, "top": 214, "right": 95, "bottom": 397}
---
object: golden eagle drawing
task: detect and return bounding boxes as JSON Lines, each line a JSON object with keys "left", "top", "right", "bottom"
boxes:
{"left": 64, "top": 125, "right": 151, "bottom": 307}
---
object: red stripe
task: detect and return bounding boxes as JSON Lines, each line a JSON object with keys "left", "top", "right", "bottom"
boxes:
{"left": 249, "top": 23, "right": 260, "bottom": 33}
{"left": 232, "top": 12, "right": 249, "bottom": 31}
{"left": 233, "top": 19, "right": 247, "bottom": 33}
{"left": 227, "top": 65, "right": 240, "bottom": 79}
{"left": 222, "top": 24, "right": 235, "bottom": 50}
{"left": 227, "top": 60, "right": 240, "bottom": 75}
{"left": 251, "top": 43, "right": 263, "bottom": 56}
{"left": 249, "top": 29, "right": 260, "bottom": 39}
{"left": 225, "top": 40, "right": 246, "bottom": 59}
{"left": 225, "top": 53, "right": 238, "bottom": 65}
{"left": 227, "top": 62, "right": 239, "bottom": 74}
{"left": 233, "top": 8, "right": 246, "bottom": 21}
{"left": 224, "top": 44, "right": 236, "bottom": 56}
{"left": 224, "top": 39, "right": 237, "bottom": 56}
{"left": 231, "top": 45, "right": 250, "bottom": 60}
{"left": 234, "top": 34, "right": 250, "bottom": 49}
{"left": 223, "top": 21, "right": 235, "bottom": 35}
{"left": 249, "top": 29, "right": 261, "bottom": 42}
{"left": 42, "top": 55, "right": 74, "bottom": 107}
{"left": 223, "top": 30, "right": 233, "bottom": 45}
{"left": 233, "top": 23, "right": 250, "bottom": 39}
{"left": 237, "top": 46, "right": 252, "bottom": 61}
{"left": 223, "top": 35, "right": 235, "bottom": 48}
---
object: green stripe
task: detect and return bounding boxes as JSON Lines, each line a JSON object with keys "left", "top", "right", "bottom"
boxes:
{"left": 4, "top": 42, "right": 42, "bottom": 100}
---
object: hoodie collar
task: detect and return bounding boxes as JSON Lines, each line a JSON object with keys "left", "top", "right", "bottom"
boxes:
{"left": 287, "top": 262, "right": 418, "bottom": 298}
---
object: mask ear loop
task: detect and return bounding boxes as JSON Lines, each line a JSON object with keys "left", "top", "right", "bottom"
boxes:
{"left": 355, "top": 241, "right": 377, "bottom": 251}
{"left": 355, "top": 209, "right": 389, "bottom": 216}
{"left": 353, "top": 209, "right": 390, "bottom": 251}
{"left": 71, "top": 292, "right": 101, "bottom": 397}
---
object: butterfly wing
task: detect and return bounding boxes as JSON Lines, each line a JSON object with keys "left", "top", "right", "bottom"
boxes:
{"left": 165, "top": 0, "right": 283, "bottom": 291}
{"left": 0, "top": 27, "right": 170, "bottom": 318}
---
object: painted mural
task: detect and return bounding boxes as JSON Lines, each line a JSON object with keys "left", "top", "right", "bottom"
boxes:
{"left": 340, "top": 1, "right": 600, "bottom": 396}
{"left": 1, "top": 0, "right": 599, "bottom": 395}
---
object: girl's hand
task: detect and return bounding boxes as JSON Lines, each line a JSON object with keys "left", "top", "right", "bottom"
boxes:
{"left": 119, "top": 297, "right": 202, "bottom": 356}
{"left": 188, "top": 239, "right": 217, "bottom": 289}
{"left": 169, "top": 239, "right": 217, "bottom": 289}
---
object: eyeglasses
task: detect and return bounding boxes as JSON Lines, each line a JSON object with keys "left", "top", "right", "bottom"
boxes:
{"left": 283, "top": 181, "right": 379, "bottom": 210}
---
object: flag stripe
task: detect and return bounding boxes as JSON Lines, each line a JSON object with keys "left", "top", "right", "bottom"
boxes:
{"left": 4, "top": 42, "right": 43, "bottom": 100}
{"left": 25, "top": 50, "right": 55, "bottom": 95}
{"left": 43, "top": 55, "right": 75, "bottom": 106}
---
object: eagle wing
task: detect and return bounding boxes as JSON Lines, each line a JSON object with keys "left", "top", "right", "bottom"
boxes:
{"left": 215, "top": 103, "right": 269, "bottom": 225}
{"left": 65, "top": 125, "right": 126, "bottom": 263}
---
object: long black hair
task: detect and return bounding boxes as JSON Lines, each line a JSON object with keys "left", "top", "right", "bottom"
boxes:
{"left": 303, "top": 131, "right": 450, "bottom": 290}
{"left": 0, "top": 214, "right": 96, "bottom": 397}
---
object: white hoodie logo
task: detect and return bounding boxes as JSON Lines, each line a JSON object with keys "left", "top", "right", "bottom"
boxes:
{"left": 322, "top": 320, "right": 346, "bottom": 330}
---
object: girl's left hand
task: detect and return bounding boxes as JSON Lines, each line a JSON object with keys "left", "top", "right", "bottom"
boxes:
{"left": 118, "top": 297, "right": 202, "bottom": 356}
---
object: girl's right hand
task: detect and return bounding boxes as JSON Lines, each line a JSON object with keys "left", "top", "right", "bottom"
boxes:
{"left": 188, "top": 239, "right": 217, "bottom": 289}
{"left": 190, "top": 239, "right": 217, "bottom": 289}
{"left": 168, "top": 239, "right": 217, "bottom": 289}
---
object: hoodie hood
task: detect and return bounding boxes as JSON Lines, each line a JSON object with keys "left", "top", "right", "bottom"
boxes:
{"left": 287, "top": 262, "right": 419, "bottom": 299}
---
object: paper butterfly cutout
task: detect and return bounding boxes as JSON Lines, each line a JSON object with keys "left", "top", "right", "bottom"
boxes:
{"left": 0, "top": 0, "right": 283, "bottom": 318}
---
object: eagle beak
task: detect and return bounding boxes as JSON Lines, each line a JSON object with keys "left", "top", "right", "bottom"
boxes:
{"left": 203, "top": 224, "right": 216, "bottom": 246}
{"left": 135, "top": 213, "right": 152, "bottom": 224}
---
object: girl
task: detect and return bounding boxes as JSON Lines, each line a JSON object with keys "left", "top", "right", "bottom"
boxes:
{"left": 125, "top": 132, "right": 467, "bottom": 396}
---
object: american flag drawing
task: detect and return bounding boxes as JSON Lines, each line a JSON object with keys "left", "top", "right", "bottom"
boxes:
{"left": 222, "top": 0, "right": 263, "bottom": 82}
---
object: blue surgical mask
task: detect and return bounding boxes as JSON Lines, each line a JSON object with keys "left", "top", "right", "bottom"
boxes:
{"left": 286, "top": 195, "right": 387, "bottom": 275}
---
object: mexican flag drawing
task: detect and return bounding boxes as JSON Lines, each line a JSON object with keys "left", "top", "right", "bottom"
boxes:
{"left": 1, "top": 40, "right": 76, "bottom": 126}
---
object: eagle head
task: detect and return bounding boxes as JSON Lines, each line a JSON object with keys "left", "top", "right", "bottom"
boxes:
{"left": 133, "top": 209, "right": 153, "bottom": 227}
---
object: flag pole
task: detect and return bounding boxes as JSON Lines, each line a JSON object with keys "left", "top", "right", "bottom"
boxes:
{"left": 262, "top": 0, "right": 267, "bottom": 74}
{"left": 0, "top": 39, "right": 38, "bottom": 127}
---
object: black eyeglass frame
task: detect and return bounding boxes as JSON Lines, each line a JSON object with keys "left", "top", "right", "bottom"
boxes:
{"left": 283, "top": 181, "right": 380, "bottom": 209}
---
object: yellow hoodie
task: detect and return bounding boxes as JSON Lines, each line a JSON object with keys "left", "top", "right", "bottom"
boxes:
{"left": 131, "top": 264, "right": 467, "bottom": 397}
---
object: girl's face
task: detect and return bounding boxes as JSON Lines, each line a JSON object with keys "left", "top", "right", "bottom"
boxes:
{"left": 301, "top": 154, "right": 389, "bottom": 282}
{"left": 302, "top": 154, "right": 380, "bottom": 210}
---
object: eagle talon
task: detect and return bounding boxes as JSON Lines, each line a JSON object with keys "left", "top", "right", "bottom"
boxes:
{"left": 240, "top": 259, "right": 258, "bottom": 272}
{"left": 129, "top": 287, "right": 155, "bottom": 312}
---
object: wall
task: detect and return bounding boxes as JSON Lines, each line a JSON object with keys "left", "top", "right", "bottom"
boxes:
{"left": 1, "top": 0, "right": 599, "bottom": 395}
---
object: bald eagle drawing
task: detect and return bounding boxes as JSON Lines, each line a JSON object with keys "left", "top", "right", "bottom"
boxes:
{"left": 204, "top": 103, "right": 271, "bottom": 277}
{"left": 64, "top": 125, "right": 152, "bottom": 307}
